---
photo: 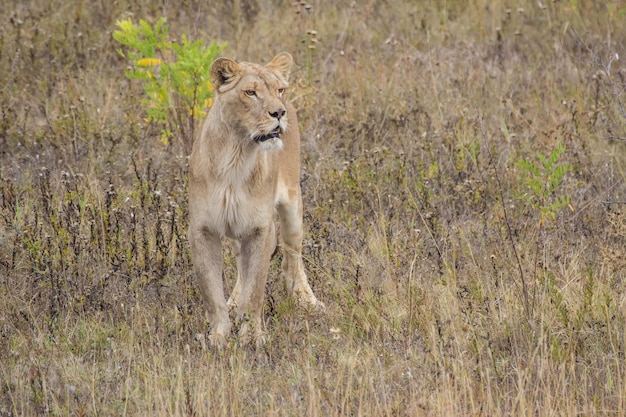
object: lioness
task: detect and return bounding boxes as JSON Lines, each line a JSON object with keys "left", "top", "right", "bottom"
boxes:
{"left": 188, "top": 52, "right": 324, "bottom": 347}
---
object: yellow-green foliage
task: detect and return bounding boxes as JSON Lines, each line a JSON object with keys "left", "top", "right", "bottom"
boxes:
{"left": 516, "top": 140, "right": 574, "bottom": 225}
{"left": 113, "top": 17, "right": 225, "bottom": 152}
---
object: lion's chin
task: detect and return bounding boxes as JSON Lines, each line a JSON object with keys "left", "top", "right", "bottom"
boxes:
{"left": 253, "top": 126, "right": 284, "bottom": 152}
{"left": 257, "top": 136, "right": 284, "bottom": 152}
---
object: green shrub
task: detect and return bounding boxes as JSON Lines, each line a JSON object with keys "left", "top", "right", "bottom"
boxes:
{"left": 516, "top": 142, "right": 573, "bottom": 226}
{"left": 113, "top": 17, "right": 225, "bottom": 154}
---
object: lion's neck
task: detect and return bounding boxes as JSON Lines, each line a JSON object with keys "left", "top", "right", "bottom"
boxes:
{"left": 201, "top": 128, "right": 266, "bottom": 190}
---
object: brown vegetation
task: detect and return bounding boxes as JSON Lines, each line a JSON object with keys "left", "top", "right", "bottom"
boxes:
{"left": 1, "top": 0, "right": 625, "bottom": 415}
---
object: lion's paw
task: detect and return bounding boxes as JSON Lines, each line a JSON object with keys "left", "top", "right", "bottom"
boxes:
{"left": 208, "top": 332, "right": 228, "bottom": 349}
{"left": 296, "top": 292, "right": 326, "bottom": 313}
{"left": 238, "top": 320, "right": 266, "bottom": 347}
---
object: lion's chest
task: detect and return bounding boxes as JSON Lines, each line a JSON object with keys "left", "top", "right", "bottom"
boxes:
{"left": 207, "top": 184, "right": 257, "bottom": 237}
{"left": 203, "top": 159, "right": 274, "bottom": 239}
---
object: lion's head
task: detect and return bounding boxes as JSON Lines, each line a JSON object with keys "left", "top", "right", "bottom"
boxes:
{"left": 209, "top": 52, "right": 293, "bottom": 152}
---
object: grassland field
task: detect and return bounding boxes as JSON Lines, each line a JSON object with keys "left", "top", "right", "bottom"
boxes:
{"left": 1, "top": 0, "right": 626, "bottom": 415}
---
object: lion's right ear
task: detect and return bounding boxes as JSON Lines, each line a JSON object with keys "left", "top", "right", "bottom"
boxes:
{"left": 267, "top": 52, "right": 293, "bottom": 82}
{"left": 210, "top": 58, "right": 241, "bottom": 91}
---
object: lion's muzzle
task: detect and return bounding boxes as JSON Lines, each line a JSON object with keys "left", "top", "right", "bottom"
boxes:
{"left": 254, "top": 126, "right": 282, "bottom": 143}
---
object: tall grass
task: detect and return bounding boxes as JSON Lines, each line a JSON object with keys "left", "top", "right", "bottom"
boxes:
{"left": 1, "top": 0, "right": 625, "bottom": 415}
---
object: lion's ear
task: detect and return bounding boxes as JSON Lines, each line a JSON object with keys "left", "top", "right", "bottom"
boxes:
{"left": 211, "top": 58, "right": 241, "bottom": 90}
{"left": 267, "top": 52, "right": 293, "bottom": 81}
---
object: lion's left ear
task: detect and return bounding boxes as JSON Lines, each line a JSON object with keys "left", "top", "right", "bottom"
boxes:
{"left": 211, "top": 57, "right": 242, "bottom": 91}
{"left": 267, "top": 52, "right": 293, "bottom": 82}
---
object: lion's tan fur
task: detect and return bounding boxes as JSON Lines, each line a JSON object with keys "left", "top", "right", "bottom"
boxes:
{"left": 188, "top": 53, "right": 323, "bottom": 346}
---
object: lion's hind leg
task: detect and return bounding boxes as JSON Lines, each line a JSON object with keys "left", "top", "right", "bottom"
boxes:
{"left": 276, "top": 193, "right": 325, "bottom": 310}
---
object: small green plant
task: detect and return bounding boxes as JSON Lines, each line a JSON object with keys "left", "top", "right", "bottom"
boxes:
{"left": 516, "top": 141, "right": 573, "bottom": 226}
{"left": 113, "top": 17, "right": 225, "bottom": 155}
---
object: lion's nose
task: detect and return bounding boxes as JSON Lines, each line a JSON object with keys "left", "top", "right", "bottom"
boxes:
{"left": 269, "top": 108, "right": 286, "bottom": 120}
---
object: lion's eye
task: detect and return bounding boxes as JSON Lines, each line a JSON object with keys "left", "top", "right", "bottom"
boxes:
{"left": 277, "top": 88, "right": 285, "bottom": 95}
{"left": 245, "top": 89, "right": 256, "bottom": 97}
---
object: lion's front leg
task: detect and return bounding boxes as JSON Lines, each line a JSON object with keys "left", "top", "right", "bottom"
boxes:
{"left": 226, "top": 238, "right": 242, "bottom": 311}
{"left": 234, "top": 223, "right": 276, "bottom": 345}
{"left": 188, "top": 226, "right": 231, "bottom": 347}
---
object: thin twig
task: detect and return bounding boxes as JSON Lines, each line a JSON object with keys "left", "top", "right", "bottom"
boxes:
{"left": 477, "top": 115, "right": 531, "bottom": 317}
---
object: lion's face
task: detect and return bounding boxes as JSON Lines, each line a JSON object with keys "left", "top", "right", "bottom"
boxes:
{"left": 210, "top": 53, "right": 293, "bottom": 152}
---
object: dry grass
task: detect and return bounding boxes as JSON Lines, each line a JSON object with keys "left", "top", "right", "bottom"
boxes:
{"left": 1, "top": 0, "right": 626, "bottom": 415}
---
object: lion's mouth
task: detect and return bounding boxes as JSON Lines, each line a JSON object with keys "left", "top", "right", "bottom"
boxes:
{"left": 254, "top": 126, "right": 281, "bottom": 143}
